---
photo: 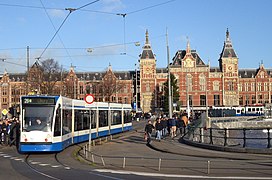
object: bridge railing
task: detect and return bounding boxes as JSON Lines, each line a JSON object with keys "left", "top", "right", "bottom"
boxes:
{"left": 183, "top": 126, "right": 271, "bottom": 149}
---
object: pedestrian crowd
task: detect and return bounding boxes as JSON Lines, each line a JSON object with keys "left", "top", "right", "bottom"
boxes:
{"left": 0, "top": 117, "right": 20, "bottom": 148}
{"left": 144, "top": 112, "right": 191, "bottom": 143}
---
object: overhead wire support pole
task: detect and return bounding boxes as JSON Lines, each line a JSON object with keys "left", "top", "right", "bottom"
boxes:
{"left": 166, "top": 28, "right": 172, "bottom": 118}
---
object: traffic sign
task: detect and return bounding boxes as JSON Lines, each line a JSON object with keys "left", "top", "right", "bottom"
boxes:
{"left": 85, "top": 94, "right": 94, "bottom": 104}
{"left": 2, "top": 109, "right": 8, "bottom": 115}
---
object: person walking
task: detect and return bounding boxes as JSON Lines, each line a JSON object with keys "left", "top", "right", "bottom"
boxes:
{"left": 155, "top": 118, "right": 163, "bottom": 141}
{"left": 144, "top": 120, "right": 154, "bottom": 144}
{"left": 169, "top": 115, "right": 177, "bottom": 139}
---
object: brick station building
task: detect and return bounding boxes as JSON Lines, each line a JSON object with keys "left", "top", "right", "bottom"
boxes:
{"left": 1, "top": 29, "right": 272, "bottom": 116}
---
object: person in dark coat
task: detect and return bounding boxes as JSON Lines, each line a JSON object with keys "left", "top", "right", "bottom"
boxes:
{"left": 144, "top": 120, "right": 154, "bottom": 143}
{"left": 155, "top": 118, "right": 163, "bottom": 141}
{"left": 9, "top": 119, "right": 19, "bottom": 147}
{"left": 1, "top": 120, "right": 8, "bottom": 145}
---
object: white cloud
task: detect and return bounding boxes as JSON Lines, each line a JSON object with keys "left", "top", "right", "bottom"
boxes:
{"left": 101, "top": 0, "right": 126, "bottom": 12}
{"left": 48, "top": 9, "right": 66, "bottom": 19}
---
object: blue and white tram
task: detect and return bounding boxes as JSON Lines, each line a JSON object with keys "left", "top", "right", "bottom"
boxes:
{"left": 19, "top": 95, "right": 132, "bottom": 152}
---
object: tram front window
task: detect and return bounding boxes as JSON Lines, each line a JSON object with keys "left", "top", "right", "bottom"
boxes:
{"left": 23, "top": 106, "right": 54, "bottom": 132}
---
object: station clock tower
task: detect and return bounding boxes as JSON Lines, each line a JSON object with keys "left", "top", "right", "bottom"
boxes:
{"left": 139, "top": 30, "right": 156, "bottom": 113}
{"left": 219, "top": 29, "right": 239, "bottom": 106}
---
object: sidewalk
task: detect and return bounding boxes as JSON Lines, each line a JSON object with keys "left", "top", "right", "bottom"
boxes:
{"left": 77, "top": 122, "right": 272, "bottom": 177}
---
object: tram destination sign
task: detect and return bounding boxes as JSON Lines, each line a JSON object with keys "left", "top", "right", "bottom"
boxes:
{"left": 22, "top": 97, "right": 55, "bottom": 105}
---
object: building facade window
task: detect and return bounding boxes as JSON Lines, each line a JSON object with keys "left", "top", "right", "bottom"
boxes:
{"left": 239, "top": 95, "right": 243, "bottom": 105}
{"left": 79, "top": 85, "right": 84, "bottom": 94}
{"left": 238, "top": 83, "right": 242, "bottom": 91}
{"left": 227, "top": 80, "right": 234, "bottom": 91}
{"left": 214, "top": 94, "right": 220, "bottom": 106}
{"left": 189, "top": 95, "right": 192, "bottom": 106}
{"left": 264, "top": 82, "right": 268, "bottom": 91}
{"left": 257, "top": 83, "right": 261, "bottom": 91}
{"left": 252, "top": 95, "right": 256, "bottom": 104}
{"left": 199, "top": 74, "right": 206, "bottom": 91}
{"left": 251, "top": 82, "right": 255, "bottom": 91}
{"left": 245, "top": 83, "right": 248, "bottom": 91}
{"left": 213, "top": 81, "right": 220, "bottom": 91}
{"left": 146, "top": 82, "right": 150, "bottom": 92}
{"left": 258, "top": 94, "right": 263, "bottom": 104}
{"left": 200, "top": 95, "right": 206, "bottom": 106}
{"left": 186, "top": 74, "right": 192, "bottom": 91}
{"left": 245, "top": 95, "right": 250, "bottom": 105}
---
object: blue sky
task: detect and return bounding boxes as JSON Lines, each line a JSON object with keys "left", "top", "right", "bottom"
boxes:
{"left": 0, "top": 0, "right": 272, "bottom": 74}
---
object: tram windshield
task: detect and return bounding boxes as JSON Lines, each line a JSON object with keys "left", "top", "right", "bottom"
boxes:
{"left": 22, "top": 106, "right": 54, "bottom": 132}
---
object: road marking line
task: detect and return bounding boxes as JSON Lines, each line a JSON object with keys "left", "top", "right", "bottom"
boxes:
{"left": 3, "top": 155, "right": 11, "bottom": 158}
{"left": 31, "top": 161, "right": 41, "bottom": 164}
{"left": 64, "top": 167, "right": 71, "bottom": 170}
{"left": 39, "top": 163, "right": 50, "bottom": 166}
{"left": 94, "top": 169, "right": 272, "bottom": 179}
{"left": 14, "top": 158, "right": 23, "bottom": 161}
{"left": 51, "top": 165, "right": 61, "bottom": 168}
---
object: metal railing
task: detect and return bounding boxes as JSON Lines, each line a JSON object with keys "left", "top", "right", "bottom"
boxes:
{"left": 185, "top": 127, "right": 272, "bottom": 149}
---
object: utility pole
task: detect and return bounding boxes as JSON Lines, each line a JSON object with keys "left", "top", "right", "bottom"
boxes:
{"left": 26, "top": 46, "right": 30, "bottom": 93}
{"left": 135, "top": 63, "right": 138, "bottom": 112}
{"left": 166, "top": 29, "right": 172, "bottom": 118}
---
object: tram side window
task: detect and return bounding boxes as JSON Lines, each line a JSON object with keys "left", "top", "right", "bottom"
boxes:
{"left": 91, "top": 110, "right": 96, "bottom": 129}
{"left": 124, "top": 110, "right": 132, "bottom": 123}
{"left": 82, "top": 111, "right": 90, "bottom": 130}
{"left": 62, "top": 109, "right": 72, "bottom": 135}
{"left": 54, "top": 106, "right": 61, "bottom": 136}
{"left": 99, "top": 110, "right": 108, "bottom": 127}
{"left": 111, "top": 110, "right": 121, "bottom": 125}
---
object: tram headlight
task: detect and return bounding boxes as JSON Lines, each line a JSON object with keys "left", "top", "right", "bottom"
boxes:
{"left": 22, "top": 134, "right": 28, "bottom": 142}
{"left": 45, "top": 134, "right": 52, "bottom": 142}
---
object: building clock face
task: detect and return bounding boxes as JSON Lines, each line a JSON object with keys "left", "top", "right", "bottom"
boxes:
{"left": 184, "top": 58, "right": 193, "bottom": 68}
{"left": 227, "top": 64, "right": 233, "bottom": 72}
{"left": 145, "top": 66, "right": 153, "bottom": 74}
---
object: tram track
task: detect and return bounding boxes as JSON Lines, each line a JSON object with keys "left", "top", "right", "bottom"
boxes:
{"left": 25, "top": 153, "right": 65, "bottom": 180}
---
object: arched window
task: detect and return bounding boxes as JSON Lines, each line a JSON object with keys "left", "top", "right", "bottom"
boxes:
{"left": 186, "top": 74, "right": 192, "bottom": 91}
{"left": 199, "top": 74, "right": 206, "bottom": 91}
{"left": 213, "top": 81, "right": 220, "bottom": 91}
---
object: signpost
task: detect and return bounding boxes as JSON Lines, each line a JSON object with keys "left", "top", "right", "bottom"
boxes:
{"left": 85, "top": 94, "right": 94, "bottom": 153}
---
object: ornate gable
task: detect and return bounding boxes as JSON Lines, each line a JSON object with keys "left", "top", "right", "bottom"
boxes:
{"left": 256, "top": 63, "right": 269, "bottom": 79}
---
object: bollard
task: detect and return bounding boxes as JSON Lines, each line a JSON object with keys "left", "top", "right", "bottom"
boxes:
{"left": 101, "top": 156, "right": 105, "bottom": 166}
{"left": 158, "top": 158, "right": 162, "bottom": 171}
{"left": 86, "top": 145, "right": 89, "bottom": 159}
{"left": 200, "top": 128, "right": 204, "bottom": 143}
{"left": 91, "top": 154, "right": 94, "bottom": 163}
{"left": 122, "top": 157, "right": 126, "bottom": 168}
{"left": 267, "top": 128, "right": 271, "bottom": 148}
{"left": 207, "top": 160, "right": 210, "bottom": 175}
{"left": 83, "top": 145, "right": 86, "bottom": 155}
{"left": 93, "top": 140, "right": 95, "bottom": 146}
{"left": 110, "top": 135, "right": 113, "bottom": 140}
{"left": 105, "top": 136, "right": 108, "bottom": 142}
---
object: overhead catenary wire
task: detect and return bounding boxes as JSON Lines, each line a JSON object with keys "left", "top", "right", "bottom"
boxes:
{"left": 37, "top": 0, "right": 100, "bottom": 61}
{"left": 39, "top": 0, "right": 74, "bottom": 63}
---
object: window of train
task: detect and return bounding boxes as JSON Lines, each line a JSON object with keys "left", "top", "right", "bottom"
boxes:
{"left": 124, "top": 110, "right": 132, "bottom": 123}
{"left": 111, "top": 110, "right": 121, "bottom": 125}
{"left": 99, "top": 110, "right": 108, "bottom": 127}
{"left": 91, "top": 110, "right": 96, "bottom": 129}
{"left": 75, "top": 110, "right": 90, "bottom": 131}
{"left": 62, "top": 109, "right": 72, "bottom": 135}
{"left": 54, "top": 106, "right": 61, "bottom": 136}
